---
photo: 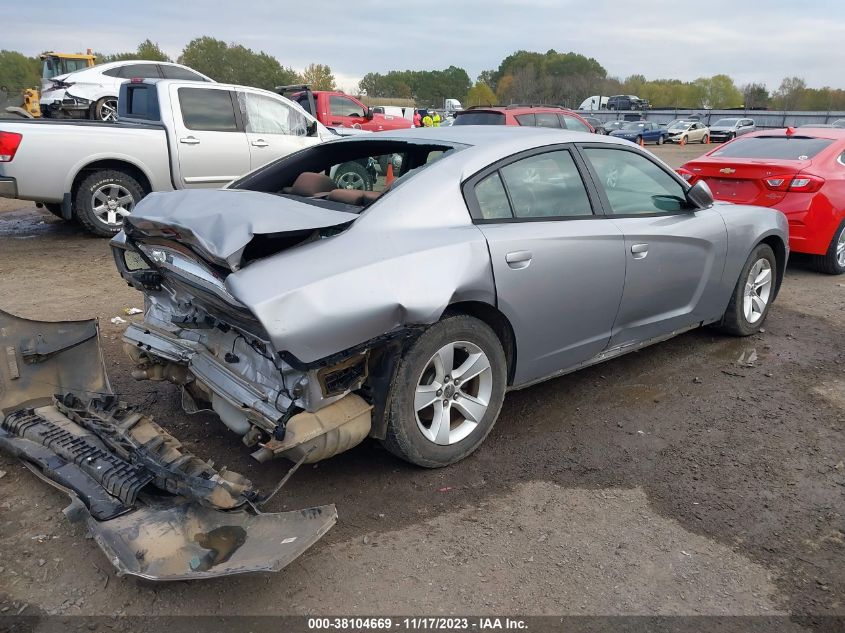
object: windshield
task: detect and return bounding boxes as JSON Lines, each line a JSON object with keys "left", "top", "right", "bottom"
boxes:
{"left": 713, "top": 118, "right": 739, "bottom": 127}
{"left": 453, "top": 111, "right": 506, "bottom": 125}
{"left": 711, "top": 137, "right": 833, "bottom": 160}
{"left": 621, "top": 122, "right": 645, "bottom": 130}
{"left": 668, "top": 122, "right": 691, "bottom": 131}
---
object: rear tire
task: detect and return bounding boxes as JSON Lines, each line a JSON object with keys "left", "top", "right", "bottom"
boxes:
{"left": 381, "top": 315, "right": 507, "bottom": 468}
{"left": 701, "top": 134, "right": 709, "bottom": 144}
{"left": 657, "top": 135, "right": 664, "bottom": 145}
{"left": 91, "top": 97, "right": 118, "bottom": 122}
{"left": 719, "top": 244, "right": 777, "bottom": 336}
{"left": 812, "top": 219, "right": 845, "bottom": 275}
{"left": 73, "top": 170, "right": 145, "bottom": 237}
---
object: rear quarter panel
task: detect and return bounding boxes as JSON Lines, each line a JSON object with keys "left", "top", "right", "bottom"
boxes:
{"left": 713, "top": 202, "right": 789, "bottom": 308}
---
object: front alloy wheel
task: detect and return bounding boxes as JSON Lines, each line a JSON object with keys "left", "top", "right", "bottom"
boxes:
{"left": 382, "top": 315, "right": 507, "bottom": 467}
{"left": 742, "top": 258, "right": 773, "bottom": 324}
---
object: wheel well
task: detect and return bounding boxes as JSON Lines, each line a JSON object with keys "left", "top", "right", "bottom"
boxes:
{"left": 443, "top": 301, "right": 517, "bottom": 385}
{"left": 70, "top": 160, "right": 152, "bottom": 201}
{"left": 760, "top": 235, "right": 787, "bottom": 298}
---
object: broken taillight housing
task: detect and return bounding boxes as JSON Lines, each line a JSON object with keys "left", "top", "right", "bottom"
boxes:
{"left": 0, "top": 131, "right": 22, "bottom": 162}
{"left": 764, "top": 174, "right": 825, "bottom": 193}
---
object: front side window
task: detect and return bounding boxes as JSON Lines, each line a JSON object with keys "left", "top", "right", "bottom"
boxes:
{"left": 179, "top": 88, "right": 238, "bottom": 132}
{"left": 583, "top": 147, "right": 688, "bottom": 215}
{"left": 161, "top": 65, "right": 206, "bottom": 81}
{"left": 241, "top": 92, "right": 308, "bottom": 136}
{"left": 499, "top": 150, "right": 592, "bottom": 218}
{"left": 329, "top": 95, "right": 366, "bottom": 117}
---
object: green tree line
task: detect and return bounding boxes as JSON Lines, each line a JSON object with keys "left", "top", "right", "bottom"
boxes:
{"left": 3, "top": 41, "right": 845, "bottom": 111}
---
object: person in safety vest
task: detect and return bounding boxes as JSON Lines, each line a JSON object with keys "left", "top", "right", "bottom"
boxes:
{"left": 422, "top": 112, "right": 433, "bottom": 127}
{"left": 432, "top": 111, "right": 441, "bottom": 127}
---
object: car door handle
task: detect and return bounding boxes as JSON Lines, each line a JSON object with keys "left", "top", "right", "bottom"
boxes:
{"left": 331, "top": 120, "right": 342, "bottom": 125}
{"left": 505, "top": 251, "right": 533, "bottom": 269}
{"left": 631, "top": 243, "right": 649, "bottom": 259}
{"left": 251, "top": 139, "right": 269, "bottom": 147}
{"left": 179, "top": 136, "right": 200, "bottom": 145}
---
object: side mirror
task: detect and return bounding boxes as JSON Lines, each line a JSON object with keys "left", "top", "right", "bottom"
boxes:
{"left": 687, "top": 180, "right": 714, "bottom": 209}
{"left": 365, "top": 108, "right": 374, "bottom": 121}
{"left": 307, "top": 120, "right": 318, "bottom": 137}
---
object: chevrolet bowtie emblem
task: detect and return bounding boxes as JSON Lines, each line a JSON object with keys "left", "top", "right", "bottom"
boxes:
{"left": 719, "top": 168, "right": 736, "bottom": 174}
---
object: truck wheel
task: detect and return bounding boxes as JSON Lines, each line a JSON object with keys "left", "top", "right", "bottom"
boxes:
{"left": 334, "top": 161, "right": 373, "bottom": 191}
{"left": 74, "top": 170, "right": 145, "bottom": 237}
{"left": 381, "top": 315, "right": 507, "bottom": 468}
{"left": 91, "top": 97, "right": 118, "bottom": 122}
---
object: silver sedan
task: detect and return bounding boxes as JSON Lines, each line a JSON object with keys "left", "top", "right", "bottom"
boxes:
{"left": 111, "top": 127, "right": 788, "bottom": 468}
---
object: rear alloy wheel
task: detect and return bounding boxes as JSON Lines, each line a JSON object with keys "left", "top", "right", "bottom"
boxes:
{"left": 92, "top": 97, "right": 119, "bottom": 122}
{"left": 720, "top": 243, "right": 777, "bottom": 335}
{"left": 813, "top": 219, "right": 845, "bottom": 275}
{"left": 382, "top": 315, "right": 507, "bottom": 467}
{"left": 657, "top": 135, "right": 664, "bottom": 145}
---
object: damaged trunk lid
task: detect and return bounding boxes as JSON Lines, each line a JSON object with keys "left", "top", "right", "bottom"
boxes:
{"left": 123, "top": 189, "right": 358, "bottom": 271}
{"left": 0, "top": 309, "right": 336, "bottom": 581}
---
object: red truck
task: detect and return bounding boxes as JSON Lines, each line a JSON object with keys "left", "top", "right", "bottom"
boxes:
{"left": 280, "top": 85, "right": 412, "bottom": 132}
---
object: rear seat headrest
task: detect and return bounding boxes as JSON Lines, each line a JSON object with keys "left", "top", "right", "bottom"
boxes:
{"left": 283, "top": 172, "right": 337, "bottom": 197}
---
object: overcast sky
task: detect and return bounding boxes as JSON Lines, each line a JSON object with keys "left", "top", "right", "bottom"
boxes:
{"left": 7, "top": 0, "right": 845, "bottom": 92}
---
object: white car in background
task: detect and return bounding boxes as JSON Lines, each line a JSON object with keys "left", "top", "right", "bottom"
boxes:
{"left": 40, "top": 60, "right": 213, "bottom": 121}
{"left": 666, "top": 120, "right": 711, "bottom": 144}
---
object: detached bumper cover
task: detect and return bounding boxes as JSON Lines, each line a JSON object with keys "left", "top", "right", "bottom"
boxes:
{"left": 0, "top": 308, "right": 337, "bottom": 581}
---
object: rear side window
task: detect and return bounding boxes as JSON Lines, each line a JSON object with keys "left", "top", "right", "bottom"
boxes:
{"left": 535, "top": 113, "right": 560, "bottom": 128}
{"left": 179, "top": 87, "right": 238, "bottom": 132}
{"left": 711, "top": 137, "right": 833, "bottom": 160}
{"left": 119, "top": 63, "right": 161, "bottom": 79}
{"left": 474, "top": 172, "right": 512, "bottom": 220}
{"left": 161, "top": 65, "right": 207, "bottom": 81}
{"left": 500, "top": 150, "right": 592, "bottom": 218}
{"left": 453, "top": 111, "right": 506, "bottom": 125}
{"left": 515, "top": 114, "right": 536, "bottom": 126}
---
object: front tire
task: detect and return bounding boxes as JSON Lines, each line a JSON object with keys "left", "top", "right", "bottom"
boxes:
{"left": 381, "top": 315, "right": 507, "bottom": 468}
{"left": 719, "top": 244, "right": 777, "bottom": 336}
{"left": 813, "top": 219, "right": 845, "bottom": 275}
{"left": 73, "top": 170, "right": 145, "bottom": 237}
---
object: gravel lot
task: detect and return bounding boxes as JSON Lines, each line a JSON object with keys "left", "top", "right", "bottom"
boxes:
{"left": 0, "top": 144, "right": 842, "bottom": 624}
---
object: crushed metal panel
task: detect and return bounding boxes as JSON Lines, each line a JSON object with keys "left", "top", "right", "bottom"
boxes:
{"left": 89, "top": 501, "right": 337, "bottom": 581}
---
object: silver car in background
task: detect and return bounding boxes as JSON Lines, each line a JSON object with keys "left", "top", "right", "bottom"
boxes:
{"left": 110, "top": 127, "right": 788, "bottom": 468}
{"left": 708, "top": 117, "right": 756, "bottom": 142}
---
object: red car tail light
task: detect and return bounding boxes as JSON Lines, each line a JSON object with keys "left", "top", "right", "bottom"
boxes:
{"left": 676, "top": 168, "right": 697, "bottom": 183}
{"left": 0, "top": 131, "right": 22, "bottom": 162}
{"left": 788, "top": 174, "right": 825, "bottom": 193}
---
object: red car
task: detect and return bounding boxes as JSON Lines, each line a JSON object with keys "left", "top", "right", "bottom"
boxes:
{"left": 678, "top": 128, "right": 845, "bottom": 274}
{"left": 452, "top": 105, "right": 594, "bottom": 133}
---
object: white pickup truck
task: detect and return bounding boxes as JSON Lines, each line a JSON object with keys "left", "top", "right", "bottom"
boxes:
{"left": 0, "top": 79, "right": 348, "bottom": 236}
